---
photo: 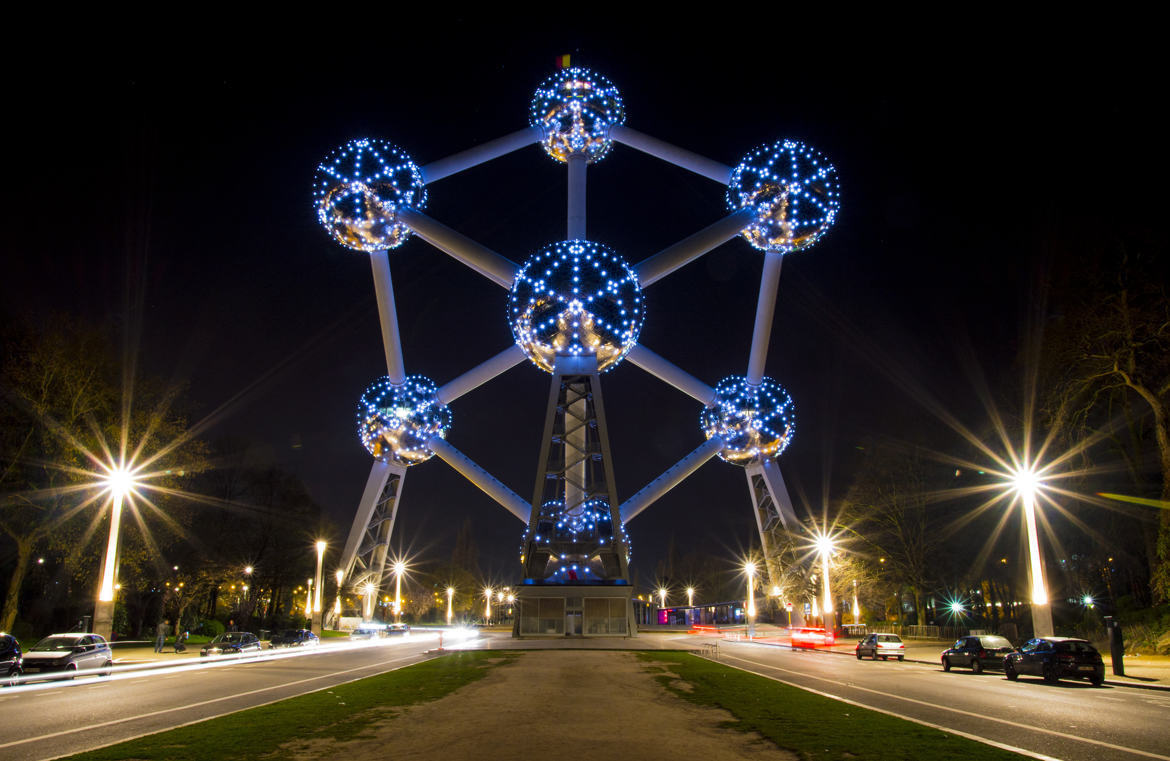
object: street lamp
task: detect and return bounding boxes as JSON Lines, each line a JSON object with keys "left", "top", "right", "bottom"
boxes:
{"left": 1011, "top": 465, "right": 1054, "bottom": 637}
{"left": 334, "top": 569, "right": 344, "bottom": 626}
{"left": 814, "top": 533, "right": 836, "bottom": 633}
{"left": 363, "top": 581, "right": 375, "bottom": 621}
{"left": 305, "top": 577, "right": 313, "bottom": 619}
{"left": 686, "top": 587, "right": 695, "bottom": 607}
{"left": 393, "top": 561, "right": 406, "bottom": 623}
{"left": 744, "top": 562, "right": 757, "bottom": 637}
{"left": 657, "top": 587, "right": 667, "bottom": 609}
{"left": 446, "top": 586, "right": 455, "bottom": 625}
{"left": 312, "top": 541, "right": 326, "bottom": 632}
{"left": 484, "top": 586, "right": 492, "bottom": 624}
{"left": 94, "top": 464, "right": 138, "bottom": 638}
{"left": 852, "top": 579, "right": 861, "bottom": 623}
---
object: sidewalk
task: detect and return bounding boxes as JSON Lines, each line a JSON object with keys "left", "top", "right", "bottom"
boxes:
{"left": 688, "top": 625, "right": 1170, "bottom": 691}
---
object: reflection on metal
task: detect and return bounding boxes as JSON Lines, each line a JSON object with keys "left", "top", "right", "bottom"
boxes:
{"left": 337, "top": 460, "right": 406, "bottom": 620}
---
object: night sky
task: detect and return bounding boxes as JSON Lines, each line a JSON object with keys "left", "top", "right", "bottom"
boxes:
{"left": 4, "top": 31, "right": 1163, "bottom": 586}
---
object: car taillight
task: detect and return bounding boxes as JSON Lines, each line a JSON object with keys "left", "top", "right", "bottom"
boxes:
{"left": 898, "top": 643, "right": 904, "bottom": 648}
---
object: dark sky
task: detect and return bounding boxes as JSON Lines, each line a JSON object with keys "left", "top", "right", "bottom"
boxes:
{"left": 4, "top": 31, "right": 1163, "bottom": 587}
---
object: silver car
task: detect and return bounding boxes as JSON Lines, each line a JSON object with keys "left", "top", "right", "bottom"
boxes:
{"left": 856, "top": 633, "right": 905, "bottom": 661}
{"left": 21, "top": 633, "right": 112, "bottom": 680}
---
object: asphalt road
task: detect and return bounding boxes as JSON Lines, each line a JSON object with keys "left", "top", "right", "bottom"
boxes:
{"left": 714, "top": 639, "right": 1170, "bottom": 761}
{"left": 2, "top": 632, "right": 1167, "bottom": 761}
{"left": 0, "top": 635, "right": 438, "bottom": 761}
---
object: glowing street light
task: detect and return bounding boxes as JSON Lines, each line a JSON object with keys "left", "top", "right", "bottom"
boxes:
{"left": 305, "top": 578, "right": 314, "bottom": 619}
{"left": 334, "top": 569, "right": 344, "bottom": 623}
{"left": 446, "top": 586, "right": 455, "bottom": 624}
{"left": 363, "top": 581, "right": 376, "bottom": 620}
{"left": 1010, "top": 465, "right": 1054, "bottom": 637}
{"left": 686, "top": 587, "right": 695, "bottom": 607}
{"left": 484, "top": 586, "right": 492, "bottom": 623}
{"left": 312, "top": 541, "right": 326, "bottom": 632}
{"left": 94, "top": 464, "right": 139, "bottom": 638}
{"left": 393, "top": 560, "right": 407, "bottom": 623}
{"left": 813, "top": 532, "right": 836, "bottom": 632}
{"left": 744, "top": 562, "right": 757, "bottom": 637}
{"left": 852, "top": 579, "right": 861, "bottom": 623}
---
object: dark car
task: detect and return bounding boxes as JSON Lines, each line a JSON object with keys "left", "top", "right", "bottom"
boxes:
{"left": 200, "top": 632, "right": 263, "bottom": 657}
{"left": 269, "top": 629, "right": 319, "bottom": 648}
{"left": 20, "top": 633, "right": 112, "bottom": 680}
{"left": 941, "top": 634, "right": 1015, "bottom": 673}
{"left": 856, "top": 633, "right": 905, "bottom": 661}
{"left": 1004, "top": 636, "right": 1104, "bottom": 686}
{"left": 1, "top": 634, "right": 22, "bottom": 686}
{"left": 385, "top": 623, "right": 410, "bottom": 636}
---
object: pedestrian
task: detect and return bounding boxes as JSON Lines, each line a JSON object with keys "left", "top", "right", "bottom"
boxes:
{"left": 227, "top": 619, "right": 237, "bottom": 632}
{"left": 155, "top": 620, "right": 169, "bottom": 653}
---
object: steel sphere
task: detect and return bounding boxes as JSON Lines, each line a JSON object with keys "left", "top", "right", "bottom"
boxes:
{"left": 313, "top": 138, "right": 426, "bottom": 252}
{"left": 726, "top": 139, "right": 840, "bottom": 254}
{"left": 529, "top": 67, "right": 625, "bottom": 164}
{"left": 357, "top": 375, "right": 450, "bottom": 465}
{"left": 521, "top": 498, "right": 631, "bottom": 577}
{"left": 509, "top": 240, "right": 643, "bottom": 374}
{"left": 700, "top": 376, "right": 796, "bottom": 465}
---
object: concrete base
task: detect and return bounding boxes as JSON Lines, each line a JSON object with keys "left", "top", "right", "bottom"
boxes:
{"left": 514, "top": 585, "right": 636, "bottom": 638}
{"left": 1031, "top": 603, "right": 1054, "bottom": 638}
{"left": 93, "top": 599, "right": 113, "bottom": 638}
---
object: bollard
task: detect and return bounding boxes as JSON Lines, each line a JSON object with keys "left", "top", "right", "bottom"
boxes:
{"left": 1104, "top": 616, "right": 1125, "bottom": 676}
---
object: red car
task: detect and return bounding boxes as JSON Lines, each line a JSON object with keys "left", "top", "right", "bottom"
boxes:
{"left": 790, "top": 627, "right": 835, "bottom": 648}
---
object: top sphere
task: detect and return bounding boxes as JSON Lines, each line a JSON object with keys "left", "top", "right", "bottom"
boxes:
{"left": 356, "top": 375, "right": 450, "bottom": 466}
{"left": 509, "top": 240, "right": 643, "bottom": 374}
{"left": 313, "top": 138, "right": 427, "bottom": 253}
{"left": 700, "top": 375, "right": 796, "bottom": 465}
{"left": 726, "top": 139, "right": 840, "bottom": 254}
{"left": 529, "top": 68, "right": 625, "bottom": 164}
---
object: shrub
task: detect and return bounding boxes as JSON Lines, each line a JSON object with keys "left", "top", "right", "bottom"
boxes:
{"left": 200, "top": 619, "right": 225, "bottom": 637}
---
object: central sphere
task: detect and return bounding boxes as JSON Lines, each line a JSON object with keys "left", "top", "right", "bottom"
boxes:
{"left": 700, "top": 376, "right": 796, "bottom": 465}
{"left": 726, "top": 139, "right": 840, "bottom": 254}
{"left": 529, "top": 67, "right": 625, "bottom": 164}
{"left": 313, "top": 138, "right": 426, "bottom": 252}
{"left": 509, "top": 240, "right": 643, "bottom": 374}
{"left": 357, "top": 375, "right": 450, "bottom": 466}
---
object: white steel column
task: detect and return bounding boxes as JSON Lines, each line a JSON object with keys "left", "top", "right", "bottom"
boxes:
{"left": 636, "top": 207, "right": 755, "bottom": 287}
{"left": 420, "top": 126, "right": 543, "bottom": 183}
{"left": 338, "top": 460, "right": 394, "bottom": 583}
{"left": 620, "top": 436, "right": 724, "bottom": 523}
{"left": 747, "top": 252, "right": 784, "bottom": 385}
{"left": 398, "top": 208, "right": 518, "bottom": 288}
{"left": 437, "top": 345, "right": 526, "bottom": 405}
{"left": 370, "top": 251, "right": 406, "bottom": 384}
{"left": 567, "top": 154, "right": 587, "bottom": 239}
{"left": 609, "top": 125, "right": 732, "bottom": 184}
{"left": 429, "top": 436, "right": 530, "bottom": 522}
{"left": 626, "top": 344, "right": 715, "bottom": 404}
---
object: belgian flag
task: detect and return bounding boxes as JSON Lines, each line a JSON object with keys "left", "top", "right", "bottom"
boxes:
{"left": 555, "top": 54, "right": 571, "bottom": 69}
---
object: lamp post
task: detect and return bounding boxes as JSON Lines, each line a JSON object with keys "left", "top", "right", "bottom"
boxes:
{"left": 484, "top": 586, "right": 492, "bottom": 624}
{"left": 333, "top": 569, "right": 344, "bottom": 629}
{"left": 393, "top": 561, "right": 406, "bottom": 623}
{"left": 94, "top": 465, "right": 137, "bottom": 638}
{"left": 446, "top": 586, "right": 454, "bottom": 625}
{"left": 815, "top": 534, "right": 836, "bottom": 634}
{"left": 744, "top": 562, "right": 757, "bottom": 637}
{"left": 852, "top": 579, "right": 861, "bottom": 624}
{"left": 1011, "top": 467, "right": 1054, "bottom": 637}
{"left": 305, "top": 578, "right": 313, "bottom": 621}
{"left": 312, "top": 541, "right": 326, "bottom": 633}
{"left": 363, "top": 582, "right": 375, "bottom": 621}
{"left": 686, "top": 586, "right": 695, "bottom": 608}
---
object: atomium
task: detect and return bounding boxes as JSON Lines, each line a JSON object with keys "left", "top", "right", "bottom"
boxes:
{"left": 700, "top": 376, "right": 796, "bottom": 465}
{"left": 508, "top": 240, "right": 643, "bottom": 373}
{"left": 357, "top": 375, "right": 450, "bottom": 466}
{"left": 727, "top": 139, "right": 840, "bottom": 254}
{"left": 529, "top": 67, "right": 625, "bottom": 164}
{"left": 313, "top": 138, "right": 427, "bottom": 252}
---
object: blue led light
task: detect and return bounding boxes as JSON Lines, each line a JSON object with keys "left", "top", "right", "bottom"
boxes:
{"left": 356, "top": 375, "right": 450, "bottom": 465}
{"left": 529, "top": 67, "right": 625, "bottom": 164}
{"left": 313, "top": 138, "right": 426, "bottom": 252}
{"left": 509, "top": 240, "right": 643, "bottom": 373}
{"left": 700, "top": 376, "right": 796, "bottom": 465}
{"left": 726, "top": 139, "right": 840, "bottom": 254}
{"left": 520, "top": 498, "right": 631, "bottom": 567}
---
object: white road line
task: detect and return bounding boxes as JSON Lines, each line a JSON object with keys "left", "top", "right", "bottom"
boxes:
{"left": 1, "top": 651, "right": 426, "bottom": 752}
{"left": 719, "top": 650, "right": 1170, "bottom": 761}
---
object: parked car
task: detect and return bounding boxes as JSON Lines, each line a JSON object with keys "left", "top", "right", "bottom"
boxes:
{"left": 1, "top": 634, "right": 22, "bottom": 686}
{"left": 1003, "top": 637, "right": 1104, "bottom": 686}
{"left": 941, "top": 634, "right": 1015, "bottom": 673}
{"left": 350, "top": 625, "right": 385, "bottom": 640}
{"left": 269, "top": 629, "right": 319, "bottom": 648}
{"left": 200, "top": 632, "right": 263, "bottom": 657}
{"left": 385, "top": 623, "right": 410, "bottom": 636}
{"left": 20, "top": 633, "right": 112, "bottom": 680}
{"left": 856, "top": 633, "right": 905, "bottom": 661}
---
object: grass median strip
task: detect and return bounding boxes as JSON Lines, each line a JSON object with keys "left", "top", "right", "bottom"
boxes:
{"left": 61, "top": 651, "right": 518, "bottom": 761}
{"left": 638, "top": 652, "right": 1029, "bottom": 761}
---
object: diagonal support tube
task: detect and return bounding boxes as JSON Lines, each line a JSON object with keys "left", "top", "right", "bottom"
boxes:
{"left": 369, "top": 251, "right": 406, "bottom": 384}
{"left": 338, "top": 460, "right": 396, "bottom": 583}
{"left": 626, "top": 344, "right": 715, "bottom": 404}
{"left": 436, "top": 345, "right": 526, "bottom": 405}
{"left": 610, "top": 125, "right": 732, "bottom": 184}
{"left": 747, "top": 252, "right": 784, "bottom": 385}
{"left": 636, "top": 207, "right": 755, "bottom": 287}
{"left": 620, "top": 436, "right": 724, "bottom": 524}
{"left": 567, "top": 153, "right": 587, "bottom": 239}
{"left": 420, "top": 127, "right": 543, "bottom": 183}
{"left": 398, "top": 208, "right": 518, "bottom": 288}
{"left": 428, "top": 436, "right": 529, "bottom": 522}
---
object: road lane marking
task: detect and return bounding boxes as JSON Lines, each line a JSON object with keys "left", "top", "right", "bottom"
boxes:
{"left": 720, "top": 650, "right": 1170, "bottom": 761}
{"left": 0, "top": 651, "right": 426, "bottom": 752}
